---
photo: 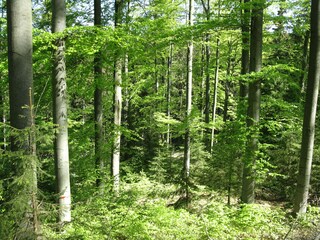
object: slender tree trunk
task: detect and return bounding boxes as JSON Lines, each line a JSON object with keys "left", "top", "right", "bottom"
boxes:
{"left": 155, "top": 54, "right": 159, "bottom": 93}
{"left": 294, "top": 0, "right": 320, "bottom": 215}
{"left": 210, "top": 37, "right": 220, "bottom": 150}
{"left": 7, "top": 0, "right": 39, "bottom": 237}
{"left": 112, "top": 0, "right": 123, "bottom": 194}
{"left": 184, "top": 0, "right": 193, "bottom": 203}
{"left": 241, "top": 0, "right": 264, "bottom": 204}
{"left": 166, "top": 44, "right": 173, "bottom": 148}
{"left": 200, "top": 43, "right": 205, "bottom": 139}
{"left": 204, "top": 32, "right": 211, "bottom": 150}
{"left": 94, "top": 0, "right": 105, "bottom": 192}
{"left": 122, "top": 0, "right": 131, "bottom": 163}
{"left": 223, "top": 40, "right": 233, "bottom": 122}
{"left": 200, "top": 0, "right": 211, "bottom": 150}
{"left": 52, "top": 0, "right": 71, "bottom": 223}
{"left": 240, "top": 0, "right": 250, "bottom": 98}
{"left": 0, "top": 2, "right": 6, "bottom": 151}
{"left": 225, "top": 40, "right": 234, "bottom": 205}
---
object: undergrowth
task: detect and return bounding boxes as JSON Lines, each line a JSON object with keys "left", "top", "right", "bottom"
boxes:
{"left": 42, "top": 174, "right": 320, "bottom": 240}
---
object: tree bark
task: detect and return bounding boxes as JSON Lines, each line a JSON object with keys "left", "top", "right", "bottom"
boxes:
{"left": 184, "top": 0, "right": 193, "bottom": 203}
{"left": 294, "top": 0, "right": 320, "bottom": 215}
{"left": 210, "top": 37, "right": 220, "bottom": 150}
{"left": 0, "top": 2, "right": 6, "bottom": 151}
{"left": 7, "top": 0, "right": 39, "bottom": 237}
{"left": 201, "top": 0, "right": 211, "bottom": 151}
{"left": 112, "top": 0, "right": 123, "bottom": 194}
{"left": 240, "top": 0, "right": 250, "bottom": 98}
{"left": 166, "top": 44, "right": 173, "bottom": 148}
{"left": 241, "top": 0, "right": 264, "bottom": 204}
{"left": 94, "top": 0, "right": 106, "bottom": 192}
{"left": 52, "top": 0, "right": 71, "bottom": 223}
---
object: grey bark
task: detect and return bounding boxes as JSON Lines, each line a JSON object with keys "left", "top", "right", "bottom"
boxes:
{"left": 293, "top": 0, "right": 320, "bottom": 215}
{"left": 0, "top": 2, "right": 6, "bottom": 151}
{"left": 166, "top": 44, "right": 173, "bottom": 147}
{"left": 112, "top": 0, "right": 123, "bottom": 194}
{"left": 210, "top": 0, "right": 221, "bottom": 151}
{"left": 201, "top": 0, "right": 211, "bottom": 151}
{"left": 94, "top": 0, "right": 105, "bottom": 192}
{"left": 184, "top": 0, "right": 193, "bottom": 202}
{"left": 52, "top": 0, "right": 71, "bottom": 223}
{"left": 210, "top": 37, "right": 220, "bottom": 150}
{"left": 241, "top": 0, "right": 264, "bottom": 204}
{"left": 240, "top": 0, "right": 250, "bottom": 98}
{"left": 7, "top": 0, "right": 39, "bottom": 237}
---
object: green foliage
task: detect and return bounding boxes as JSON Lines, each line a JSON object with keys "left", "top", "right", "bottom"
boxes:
{"left": 40, "top": 175, "right": 319, "bottom": 240}
{"left": 1, "top": 0, "right": 319, "bottom": 238}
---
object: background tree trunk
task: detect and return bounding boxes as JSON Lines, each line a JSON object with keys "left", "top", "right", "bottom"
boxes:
{"left": 52, "top": 0, "right": 71, "bottom": 223}
{"left": 112, "top": 0, "right": 123, "bottom": 194}
{"left": 94, "top": 0, "right": 105, "bottom": 193}
{"left": 294, "top": 0, "right": 320, "bottom": 215}
{"left": 210, "top": 37, "right": 220, "bottom": 150}
{"left": 241, "top": 0, "right": 264, "bottom": 204}
{"left": 166, "top": 44, "right": 173, "bottom": 148}
{"left": 184, "top": 0, "right": 193, "bottom": 203}
{"left": 0, "top": 1, "right": 6, "bottom": 151}
{"left": 240, "top": 0, "right": 250, "bottom": 98}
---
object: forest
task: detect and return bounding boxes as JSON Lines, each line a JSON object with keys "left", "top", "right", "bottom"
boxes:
{"left": 0, "top": 0, "right": 320, "bottom": 239}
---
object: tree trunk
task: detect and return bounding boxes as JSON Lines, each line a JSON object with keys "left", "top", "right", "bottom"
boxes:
{"left": 210, "top": 37, "right": 220, "bottom": 150}
{"left": 240, "top": 0, "right": 250, "bottom": 98}
{"left": 241, "top": 0, "right": 264, "bottom": 204}
{"left": 94, "top": 0, "right": 106, "bottom": 192}
{"left": 112, "top": 0, "right": 123, "bottom": 194}
{"left": 223, "top": 40, "right": 233, "bottom": 122}
{"left": 200, "top": 0, "right": 211, "bottom": 151}
{"left": 0, "top": 2, "right": 6, "bottom": 151}
{"left": 52, "top": 0, "right": 71, "bottom": 223}
{"left": 184, "top": 0, "right": 193, "bottom": 203}
{"left": 166, "top": 44, "right": 173, "bottom": 148}
{"left": 294, "top": 0, "right": 320, "bottom": 215}
{"left": 7, "top": 0, "right": 39, "bottom": 237}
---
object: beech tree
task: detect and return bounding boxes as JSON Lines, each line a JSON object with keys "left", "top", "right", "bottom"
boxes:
{"left": 293, "top": 0, "right": 320, "bottom": 215}
{"left": 241, "top": 0, "right": 264, "bottom": 204}
{"left": 184, "top": 0, "right": 194, "bottom": 202}
{"left": 112, "top": 0, "right": 123, "bottom": 194}
{"left": 0, "top": 0, "right": 6, "bottom": 151}
{"left": 52, "top": 0, "right": 71, "bottom": 223}
{"left": 7, "top": 0, "right": 39, "bottom": 237}
{"left": 94, "top": 0, "right": 105, "bottom": 192}
{"left": 240, "top": 0, "right": 250, "bottom": 98}
{"left": 2, "top": 0, "right": 320, "bottom": 238}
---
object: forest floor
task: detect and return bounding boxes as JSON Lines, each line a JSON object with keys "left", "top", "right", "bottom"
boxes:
{"left": 42, "top": 175, "right": 320, "bottom": 240}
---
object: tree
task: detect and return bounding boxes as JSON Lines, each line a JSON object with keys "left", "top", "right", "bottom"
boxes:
{"left": 52, "top": 0, "right": 72, "bottom": 223}
{"left": 240, "top": 0, "right": 250, "bottom": 98}
{"left": 200, "top": 0, "right": 211, "bottom": 151}
{"left": 210, "top": 0, "right": 221, "bottom": 151}
{"left": 184, "top": 0, "right": 194, "bottom": 202}
{"left": 7, "top": 0, "right": 39, "bottom": 237}
{"left": 94, "top": 0, "right": 105, "bottom": 192}
{"left": 241, "top": 0, "right": 264, "bottom": 204}
{"left": 293, "top": 0, "right": 320, "bottom": 215}
{"left": 166, "top": 43, "right": 173, "bottom": 147}
{"left": 112, "top": 0, "right": 123, "bottom": 194}
{"left": 0, "top": 0, "right": 6, "bottom": 151}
